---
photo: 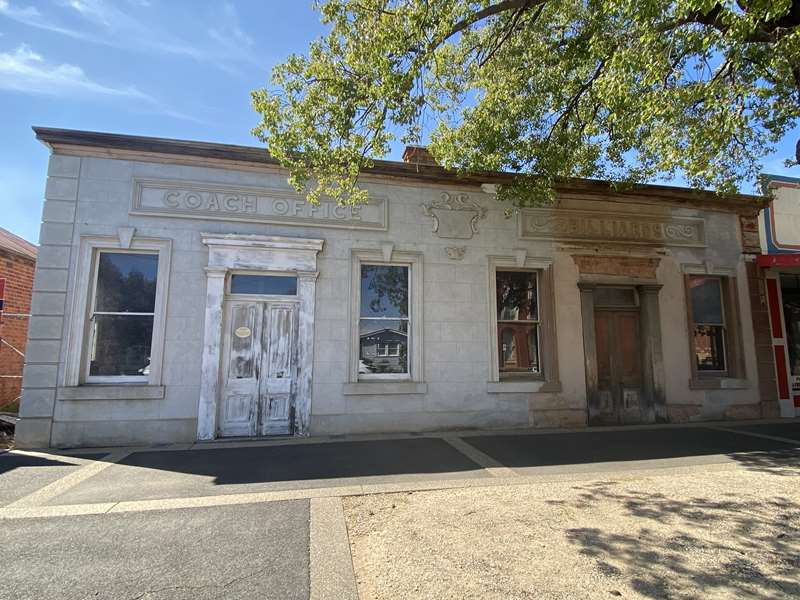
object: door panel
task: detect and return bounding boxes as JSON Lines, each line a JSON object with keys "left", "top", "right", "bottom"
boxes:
{"left": 220, "top": 300, "right": 298, "bottom": 438}
{"left": 591, "top": 309, "right": 643, "bottom": 425}
{"left": 260, "top": 304, "right": 297, "bottom": 435}
{"left": 219, "top": 303, "right": 261, "bottom": 437}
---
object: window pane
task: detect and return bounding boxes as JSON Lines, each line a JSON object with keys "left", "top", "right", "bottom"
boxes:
{"left": 95, "top": 252, "right": 158, "bottom": 313}
{"left": 89, "top": 314, "right": 154, "bottom": 376}
{"left": 230, "top": 274, "right": 297, "bottom": 295}
{"left": 359, "top": 319, "right": 408, "bottom": 374}
{"left": 498, "top": 323, "right": 540, "bottom": 372}
{"left": 496, "top": 271, "right": 538, "bottom": 321}
{"left": 594, "top": 286, "right": 637, "bottom": 308}
{"left": 780, "top": 275, "right": 800, "bottom": 376}
{"left": 689, "top": 276, "right": 723, "bottom": 324}
{"left": 360, "top": 265, "right": 409, "bottom": 318}
{"left": 694, "top": 325, "right": 726, "bottom": 371}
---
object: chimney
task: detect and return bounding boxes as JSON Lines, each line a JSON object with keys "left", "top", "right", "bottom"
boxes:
{"left": 402, "top": 145, "right": 437, "bottom": 166}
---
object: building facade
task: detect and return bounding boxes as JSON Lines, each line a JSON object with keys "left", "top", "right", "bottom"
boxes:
{"left": 758, "top": 175, "right": 800, "bottom": 417}
{"left": 15, "top": 128, "right": 775, "bottom": 448}
{"left": 0, "top": 228, "right": 37, "bottom": 414}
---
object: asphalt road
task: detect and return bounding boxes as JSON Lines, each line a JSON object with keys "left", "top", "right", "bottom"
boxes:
{"left": 2, "top": 500, "right": 310, "bottom": 600}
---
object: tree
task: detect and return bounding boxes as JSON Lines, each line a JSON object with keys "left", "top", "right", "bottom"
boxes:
{"left": 252, "top": 1, "right": 800, "bottom": 206}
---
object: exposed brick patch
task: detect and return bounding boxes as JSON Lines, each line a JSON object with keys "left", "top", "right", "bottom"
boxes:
{"left": 0, "top": 248, "right": 36, "bottom": 411}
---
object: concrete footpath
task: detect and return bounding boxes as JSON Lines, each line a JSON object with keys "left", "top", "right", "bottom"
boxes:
{"left": 1, "top": 420, "right": 798, "bottom": 599}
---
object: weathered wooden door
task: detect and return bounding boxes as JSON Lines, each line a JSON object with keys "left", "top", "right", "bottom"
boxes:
{"left": 219, "top": 301, "right": 298, "bottom": 437}
{"left": 593, "top": 309, "right": 643, "bottom": 425}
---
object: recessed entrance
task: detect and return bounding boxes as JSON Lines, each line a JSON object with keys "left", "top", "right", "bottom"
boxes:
{"left": 579, "top": 280, "right": 666, "bottom": 426}
{"left": 594, "top": 292, "right": 643, "bottom": 425}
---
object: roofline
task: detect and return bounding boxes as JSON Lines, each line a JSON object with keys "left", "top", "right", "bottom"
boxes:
{"left": 33, "top": 126, "right": 766, "bottom": 212}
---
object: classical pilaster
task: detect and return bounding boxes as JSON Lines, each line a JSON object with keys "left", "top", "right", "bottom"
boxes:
{"left": 196, "top": 266, "right": 227, "bottom": 440}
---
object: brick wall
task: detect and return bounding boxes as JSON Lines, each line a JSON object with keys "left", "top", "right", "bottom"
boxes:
{"left": 0, "top": 249, "right": 36, "bottom": 411}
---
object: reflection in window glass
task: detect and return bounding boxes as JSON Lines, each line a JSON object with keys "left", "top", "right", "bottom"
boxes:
{"left": 496, "top": 271, "right": 538, "bottom": 320}
{"left": 359, "top": 264, "right": 410, "bottom": 375}
{"left": 89, "top": 252, "right": 158, "bottom": 378}
{"left": 690, "top": 277, "right": 724, "bottom": 324}
{"left": 230, "top": 274, "right": 297, "bottom": 295}
{"left": 496, "top": 271, "right": 540, "bottom": 373}
{"left": 688, "top": 276, "right": 726, "bottom": 372}
{"left": 360, "top": 265, "right": 409, "bottom": 318}
{"left": 781, "top": 274, "right": 800, "bottom": 376}
{"left": 359, "top": 319, "right": 408, "bottom": 374}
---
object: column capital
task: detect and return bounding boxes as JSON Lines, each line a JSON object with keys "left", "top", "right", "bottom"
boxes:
{"left": 638, "top": 284, "right": 663, "bottom": 294}
{"left": 204, "top": 266, "right": 228, "bottom": 278}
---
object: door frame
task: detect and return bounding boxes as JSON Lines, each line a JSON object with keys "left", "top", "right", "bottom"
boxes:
{"left": 196, "top": 234, "right": 324, "bottom": 441}
{"left": 579, "top": 281, "right": 667, "bottom": 425}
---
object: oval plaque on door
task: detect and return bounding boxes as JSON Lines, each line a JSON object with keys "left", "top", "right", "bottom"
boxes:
{"left": 234, "top": 326, "right": 252, "bottom": 338}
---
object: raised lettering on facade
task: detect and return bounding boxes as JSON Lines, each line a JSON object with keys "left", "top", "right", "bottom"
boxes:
{"left": 518, "top": 209, "right": 705, "bottom": 247}
{"left": 132, "top": 179, "right": 387, "bottom": 230}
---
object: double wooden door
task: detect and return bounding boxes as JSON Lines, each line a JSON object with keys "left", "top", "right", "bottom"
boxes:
{"left": 593, "top": 309, "right": 644, "bottom": 425}
{"left": 219, "top": 300, "right": 298, "bottom": 437}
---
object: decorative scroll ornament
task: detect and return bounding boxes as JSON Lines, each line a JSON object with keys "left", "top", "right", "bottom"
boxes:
{"left": 421, "top": 192, "right": 488, "bottom": 239}
{"left": 445, "top": 246, "right": 466, "bottom": 260}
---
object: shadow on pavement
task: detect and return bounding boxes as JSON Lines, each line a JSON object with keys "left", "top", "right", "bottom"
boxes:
{"left": 463, "top": 427, "right": 799, "bottom": 473}
{"left": 562, "top": 481, "right": 800, "bottom": 599}
{"left": 116, "top": 437, "right": 486, "bottom": 485}
{"left": 26, "top": 423, "right": 800, "bottom": 491}
{"left": 0, "top": 452, "right": 83, "bottom": 475}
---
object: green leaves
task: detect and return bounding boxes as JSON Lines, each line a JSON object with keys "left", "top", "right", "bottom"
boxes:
{"left": 252, "top": 0, "right": 800, "bottom": 206}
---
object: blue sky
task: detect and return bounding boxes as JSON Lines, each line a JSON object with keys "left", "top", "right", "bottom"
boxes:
{"left": 1, "top": 0, "right": 799, "bottom": 245}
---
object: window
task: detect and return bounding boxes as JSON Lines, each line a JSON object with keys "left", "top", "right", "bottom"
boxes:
{"left": 87, "top": 252, "right": 158, "bottom": 381}
{"left": 496, "top": 270, "right": 540, "bottom": 374}
{"left": 687, "top": 275, "right": 727, "bottom": 373}
{"left": 358, "top": 264, "right": 409, "bottom": 375}
{"left": 230, "top": 274, "right": 297, "bottom": 295}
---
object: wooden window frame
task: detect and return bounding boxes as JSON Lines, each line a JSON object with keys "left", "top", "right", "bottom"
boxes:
{"left": 348, "top": 248, "right": 424, "bottom": 386}
{"left": 84, "top": 249, "right": 159, "bottom": 384}
{"left": 683, "top": 272, "right": 746, "bottom": 388}
{"left": 63, "top": 235, "right": 171, "bottom": 388}
{"left": 487, "top": 255, "right": 560, "bottom": 392}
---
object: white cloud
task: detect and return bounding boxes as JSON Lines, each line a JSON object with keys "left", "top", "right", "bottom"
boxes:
{"left": 0, "top": 0, "right": 257, "bottom": 71}
{"left": 0, "top": 43, "right": 150, "bottom": 98}
{"left": 0, "top": 43, "right": 204, "bottom": 122}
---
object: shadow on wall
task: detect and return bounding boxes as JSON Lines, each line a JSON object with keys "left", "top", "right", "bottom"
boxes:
{"left": 561, "top": 468, "right": 800, "bottom": 599}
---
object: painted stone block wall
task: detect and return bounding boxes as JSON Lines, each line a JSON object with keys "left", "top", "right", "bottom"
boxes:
{"left": 15, "top": 146, "right": 766, "bottom": 447}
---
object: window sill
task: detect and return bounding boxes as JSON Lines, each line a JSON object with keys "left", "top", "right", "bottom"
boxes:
{"left": 688, "top": 377, "right": 748, "bottom": 391}
{"left": 342, "top": 382, "right": 428, "bottom": 396}
{"left": 487, "top": 380, "right": 561, "bottom": 394}
{"left": 57, "top": 385, "right": 165, "bottom": 401}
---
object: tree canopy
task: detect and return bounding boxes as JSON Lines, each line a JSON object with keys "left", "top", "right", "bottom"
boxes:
{"left": 251, "top": 1, "right": 800, "bottom": 206}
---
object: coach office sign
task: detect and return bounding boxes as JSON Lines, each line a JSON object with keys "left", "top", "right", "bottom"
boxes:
{"left": 131, "top": 179, "right": 388, "bottom": 230}
{"left": 518, "top": 208, "right": 706, "bottom": 247}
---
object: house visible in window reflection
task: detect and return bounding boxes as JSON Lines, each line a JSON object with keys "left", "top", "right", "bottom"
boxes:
{"left": 359, "top": 327, "right": 408, "bottom": 374}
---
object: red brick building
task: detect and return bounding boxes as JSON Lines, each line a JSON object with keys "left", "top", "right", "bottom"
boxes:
{"left": 0, "top": 228, "right": 37, "bottom": 413}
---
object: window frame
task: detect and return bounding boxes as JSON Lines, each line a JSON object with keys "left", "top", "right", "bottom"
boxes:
{"left": 85, "top": 249, "right": 160, "bottom": 384}
{"left": 64, "top": 235, "right": 171, "bottom": 388}
{"left": 348, "top": 248, "right": 424, "bottom": 385}
{"left": 495, "top": 269, "right": 542, "bottom": 376}
{"left": 487, "top": 255, "right": 560, "bottom": 390}
{"left": 683, "top": 270, "right": 746, "bottom": 387}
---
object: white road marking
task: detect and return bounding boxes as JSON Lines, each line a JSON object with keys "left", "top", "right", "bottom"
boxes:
{"left": 442, "top": 435, "right": 518, "bottom": 477}
{"left": 6, "top": 450, "right": 131, "bottom": 508}
{"left": 310, "top": 497, "right": 359, "bottom": 600}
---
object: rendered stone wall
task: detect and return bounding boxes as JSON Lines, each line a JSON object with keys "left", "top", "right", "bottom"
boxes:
{"left": 15, "top": 150, "right": 765, "bottom": 447}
